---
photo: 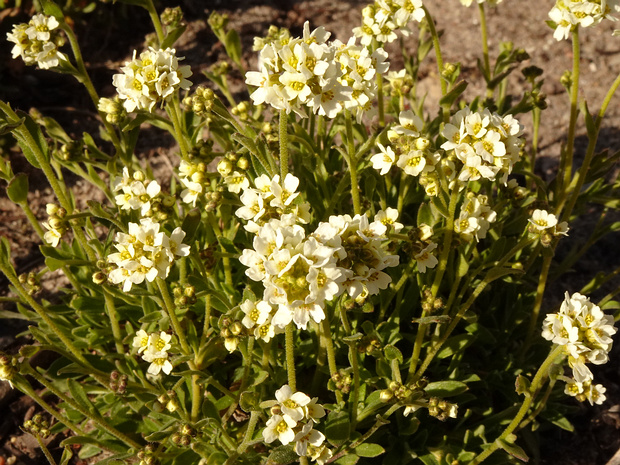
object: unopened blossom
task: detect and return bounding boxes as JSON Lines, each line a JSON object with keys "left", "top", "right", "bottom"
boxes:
{"left": 353, "top": 0, "right": 425, "bottom": 46}
{"left": 7, "top": 14, "right": 66, "bottom": 70}
{"left": 113, "top": 47, "right": 192, "bottom": 112}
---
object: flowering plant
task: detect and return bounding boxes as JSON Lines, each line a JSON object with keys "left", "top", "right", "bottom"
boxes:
{"left": 1, "top": 0, "right": 619, "bottom": 464}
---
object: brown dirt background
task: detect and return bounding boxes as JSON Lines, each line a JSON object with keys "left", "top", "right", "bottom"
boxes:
{"left": 1, "top": 0, "right": 620, "bottom": 464}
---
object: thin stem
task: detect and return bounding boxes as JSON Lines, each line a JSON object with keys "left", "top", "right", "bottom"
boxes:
{"left": 279, "top": 109, "right": 289, "bottom": 180}
{"left": 524, "top": 253, "right": 553, "bottom": 350}
{"left": 285, "top": 324, "right": 296, "bottom": 391}
{"left": 145, "top": 0, "right": 165, "bottom": 45}
{"left": 20, "top": 202, "right": 46, "bottom": 239}
{"left": 103, "top": 291, "right": 124, "bottom": 354}
{"left": 34, "top": 434, "right": 57, "bottom": 465}
{"left": 27, "top": 368, "right": 142, "bottom": 450}
{"left": 156, "top": 278, "right": 190, "bottom": 355}
{"left": 430, "top": 187, "right": 460, "bottom": 298}
{"left": 560, "top": 69, "right": 620, "bottom": 221}
{"left": 423, "top": 7, "right": 449, "bottom": 121}
{"left": 377, "top": 72, "right": 385, "bottom": 127}
{"left": 321, "top": 318, "right": 344, "bottom": 404}
{"left": 470, "top": 346, "right": 563, "bottom": 465}
{"left": 236, "top": 411, "right": 260, "bottom": 454}
{"left": 167, "top": 99, "right": 190, "bottom": 160}
{"left": 478, "top": 3, "right": 492, "bottom": 97}
{"left": 344, "top": 110, "right": 361, "bottom": 215}
{"left": 340, "top": 306, "right": 359, "bottom": 428}
{"left": 559, "top": 29, "right": 581, "bottom": 198}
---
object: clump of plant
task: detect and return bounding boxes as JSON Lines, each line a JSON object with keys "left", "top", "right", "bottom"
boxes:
{"left": 1, "top": 0, "right": 620, "bottom": 464}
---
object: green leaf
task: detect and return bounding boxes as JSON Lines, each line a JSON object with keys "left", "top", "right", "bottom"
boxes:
{"left": 41, "top": 0, "right": 65, "bottom": 20}
{"left": 224, "top": 29, "right": 242, "bottom": 66}
{"left": 181, "top": 208, "right": 202, "bottom": 243}
{"left": 12, "top": 110, "right": 49, "bottom": 169}
{"left": 437, "top": 334, "right": 473, "bottom": 359}
{"left": 0, "top": 236, "right": 12, "bottom": 268}
{"left": 239, "top": 391, "right": 260, "bottom": 412}
{"left": 354, "top": 443, "right": 385, "bottom": 457}
{"left": 439, "top": 80, "right": 468, "bottom": 107}
{"left": 424, "top": 381, "right": 468, "bottom": 398}
{"left": 384, "top": 344, "right": 403, "bottom": 363}
{"left": 515, "top": 374, "right": 531, "bottom": 396}
{"left": 6, "top": 173, "right": 29, "bottom": 204}
{"left": 162, "top": 25, "right": 187, "bottom": 49}
{"left": 59, "top": 447, "right": 73, "bottom": 465}
{"left": 67, "top": 378, "right": 98, "bottom": 416}
{"left": 61, "top": 436, "right": 126, "bottom": 454}
{"left": 411, "top": 315, "right": 451, "bottom": 325}
{"left": 417, "top": 202, "right": 434, "bottom": 226}
{"left": 218, "top": 236, "right": 238, "bottom": 254}
{"left": 335, "top": 455, "right": 359, "bottom": 465}
{"left": 497, "top": 437, "right": 529, "bottom": 462}
{"left": 325, "top": 410, "right": 350, "bottom": 446}
{"left": 264, "top": 445, "right": 298, "bottom": 465}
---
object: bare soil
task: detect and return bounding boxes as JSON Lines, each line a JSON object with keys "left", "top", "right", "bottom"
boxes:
{"left": 1, "top": 0, "right": 619, "bottom": 464}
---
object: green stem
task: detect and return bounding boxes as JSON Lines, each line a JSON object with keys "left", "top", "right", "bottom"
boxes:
{"left": 524, "top": 253, "right": 553, "bottom": 350}
{"left": 0, "top": 263, "right": 88, "bottom": 365}
{"left": 559, "top": 29, "right": 581, "bottom": 199}
{"left": 321, "top": 317, "right": 343, "bottom": 404}
{"left": 340, "top": 306, "right": 359, "bottom": 428}
{"left": 344, "top": 110, "right": 361, "bottom": 215}
{"left": 27, "top": 368, "right": 142, "bottom": 450}
{"left": 560, "top": 69, "right": 620, "bottom": 221}
{"left": 377, "top": 72, "right": 385, "bottom": 127}
{"left": 167, "top": 100, "right": 190, "bottom": 160}
{"left": 145, "top": 0, "right": 165, "bottom": 45}
{"left": 20, "top": 202, "right": 46, "bottom": 239}
{"left": 236, "top": 411, "right": 260, "bottom": 454}
{"left": 156, "top": 278, "right": 190, "bottom": 355}
{"left": 430, "top": 187, "right": 460, "bottom": 298}
{"left": 285, "top": 324, "right": 296, "bottom": 391}
{"left": 478, "top": 3, "right": 492, "bottom": 97}
{"left": 423, "top": 7, "right": 449, "bottom": 121}
{"left": 103, "top": 290, "right": 124, "bottom": 354}
{"left": 34, "top": 434, "right": 57, "bottom": 465}
{"left": 470, "top": 346, "right": 563, "bottom": 465}
{"left": 279, "top": 109, "right": 289, "bottom": 180}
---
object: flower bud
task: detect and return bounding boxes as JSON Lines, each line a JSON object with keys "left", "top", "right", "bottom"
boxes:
{"left": 379, "top": 389, "right": 394, "bottom": 402}
{"left": 217, "top": 159, "right": 233, "bottom": 177}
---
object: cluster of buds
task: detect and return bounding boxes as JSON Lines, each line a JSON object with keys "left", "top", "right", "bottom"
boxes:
{"left": 18, "top": 271, "right": 41, "bottom": 295}
{"left": 160, "top": 6, "right": 183, "bottom": 28}
{"left": 427, "top": 397, "right": 458, "bottom": 421}
{"left": 385, "top": 69, "right": 414, "bottom": 99}
{"left": 329, "top": 369, "right": 352, "bottom": 394}
{"left": 98, "top": 97, "right": 127, "bottom": 125}
{"left": 528, "top": 209, "right": 569, "bottom": 247}
{"left": 252, "top": 24, "right": 291, "bottom": 51}
{"left": 0, "top": 352, "right": 17, "bottom": 387}
{"left": 154, "top": 391, "right": 181, "bottom": 413}
{"left": 220, "top": 317, "right": 244, "bottom": 353}
{"left": 183, "top": 86, "right": 215, "bottom": 117}
{"left": 217, "top": 152, "right": 251, "bottom": 194}
{"left": 353, "top": 0, "right": 425, "bottom": 46}
{"left": 109, "top": 370, "right": 128, "bottom": 394}
{"left": 380, "top": 379, "right": 434, "bottom": 417}
{"left": 42, "top": 203, "right": 67, "bottom": 248}
{"left": 7, "top": 14, "right": 67, "bottom": 70}
{"left": 231, "top": 101, "right": 252, "bottom": 121}
{"left": 22, "top": 414, "right": 51, "bottom": 439}
{"left": 137, "top": 444, "right": 159, "bottom": 465}
{"left": 54, "top": 139, "right": 83, "bottom": 162}
{"left": 209, "top": 60, "right": 231, "bottom": 77}
{"left": 171, "top": 424, "right": 196, "bottom": 447}
{"left": 358, "top": 334, "right": 382, "bottom": 356}
{"left": 172, "top": 284, "right": 196, "bottom": 308}
{"left": 199, "top": 243, "right": 219, "bottom": 270}
{"left": 419, "top": 288, "right": 444, "bottom": 314}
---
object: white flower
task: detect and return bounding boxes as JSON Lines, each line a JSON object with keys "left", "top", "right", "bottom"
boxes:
{"left": 132, "top": 329, "right": 150, "bottom": 354}
{"left": 113, "top": 47, "right": 192, "bottom": 112}
{"left": 263, "top": 414, "right": 297, "bottom": 445}
{"left": 529, "top": 209, "right": 558, "bottom": 231}
{"left": 142, "top": 350, "right": 173, "bottom": 375}
{"left": 241, "top": 299, "right": 272, "bottom": 329}
{"left": 42, "top": 222, "right": 63, "bottom": 247}
{"left": 415, "top": 242, "right": 438, "bottom": 273}
{"left": 7, "top": 14, "right": 66, "bottom": 70}
{"left": 294, "top": 423, "right": 325, "bottom": 457}
{"left": 275, "top": 384, "right": 312, "bottom": 422}
{"left": 371, "top": 144, "right": 396, "bottom": 175}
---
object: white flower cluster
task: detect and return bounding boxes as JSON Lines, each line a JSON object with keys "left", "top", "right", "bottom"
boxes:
{"left": 112, "top": 168, "right": 162, "bottom": 216}
{"left": 178, "top": 160, "right": 208, "bottom": 207}
{"left": 549, "top": 0, "right": 620, "bottom": 40}
{"left": 7, "top": 14, "right": 67, "bottom": 70}
{"left": 528, "top": 209, "right": 569, "bottom": 237}
{"left": 353, "top": 0, "right": 425, "bottom": 46}
{"left": 107, "top": 218, "right": 190, "bottom": 292}
{"left": 371, "top": 110, "right": 441, "bottom": 181}
{"left": 460, "top": 0, "right": 503, "bottom": 6}
{"left": 441, "top": 106, "right": 524, "bottom": 184}
{"left": 235, "top": 173, "right": 311, "bottom": 233}
{"left": 238, "top": 174, "right": 399, "bottom": 330}
{"left": 542, "top": 292, "right": 617, "bottom": 404}
{"left": 246, "top": 22, "right": 389, "bottom": 120}
{"left": 112, "top": 47, "right": 192, "bottom": 112}
{"left": 263, "top": 385, "right": 331, "bottom": 463}
{"left": 454, "top": 193, "right": 497, "bottom": 242}
{"left": 132, "top": 330, "right": 174, "bottom": 375}
{"left": 410, "top": 223, "right": 438, "bottom": 273}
